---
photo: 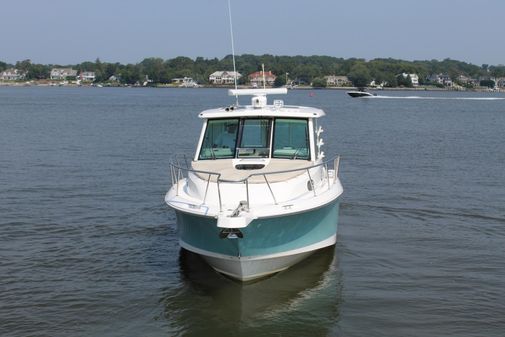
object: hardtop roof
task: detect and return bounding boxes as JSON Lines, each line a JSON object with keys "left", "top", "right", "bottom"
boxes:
{"left": 198, "top": 105, "right": 326, "bottom": 119}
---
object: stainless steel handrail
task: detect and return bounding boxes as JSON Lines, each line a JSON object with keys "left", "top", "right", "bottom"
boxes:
{"left": 169, "top": 155, "right": 340, "bottom": 211}
{"left": 170, "top": 164, "right": 223, "bottom": 210}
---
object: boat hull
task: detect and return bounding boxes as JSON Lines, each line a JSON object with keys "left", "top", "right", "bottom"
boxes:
{"left": 347, "top": 91, "right": 374, "bottom": 97}
{"left": 174, "top": 199, "right": 339, "bottom": 281}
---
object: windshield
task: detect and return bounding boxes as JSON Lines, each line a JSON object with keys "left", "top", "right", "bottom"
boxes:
{"left": 199, "top": 119, "right": 239, "bottom": 159}
{"left": 272, "top": 118, "right": 310, "bottom": 160}
{"left": 236, "top": 119, "right": 271, "bottom": 158}
{"left": 198, "top": 117, "right": 310, "bottom": 160}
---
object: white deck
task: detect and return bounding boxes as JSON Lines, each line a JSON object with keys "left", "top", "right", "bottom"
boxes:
{"left": 191, "top": 158, "right": 312, "bottom": 183}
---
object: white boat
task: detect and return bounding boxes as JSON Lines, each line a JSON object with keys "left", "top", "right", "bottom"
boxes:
{"left": 347, "top": 90, "right": 376, "bottom": 98}
{"left": 165, "top": 88, "right": 343, "bottom": 281}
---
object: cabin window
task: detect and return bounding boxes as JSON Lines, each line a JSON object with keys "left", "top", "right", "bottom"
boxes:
{"left": 272, "top": 118, "right": 310, "bottom": 160}
{"left": 236, "top": 119, "right": 271, "bottom": 158}
{"left": 199, "top": 119, "right": 239, "bottom": 159}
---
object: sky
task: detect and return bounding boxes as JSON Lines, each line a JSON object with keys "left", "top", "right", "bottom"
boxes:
{"left": 1, "top": 0, "right": 504, "bottom": 66}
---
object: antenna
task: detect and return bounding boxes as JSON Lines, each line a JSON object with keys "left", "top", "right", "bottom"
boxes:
{"left": 262, "top": 64, "right": 266, "bottom": 90}
{"left": 227, "top": 0, "right": 239, "bottom": 105}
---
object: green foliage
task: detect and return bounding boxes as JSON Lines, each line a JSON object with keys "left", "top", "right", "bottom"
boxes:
{"left": 382, "top": 73, "right": 398, "bottom": 87}
{"left": 396, "top": 74, "right": 413, "bottom": 87}
{"left": 480, "top": 79, "right": 495, "bottom": 88}
{"left": 6, "top": 60, "right": 50, "bottom": 80}
{"left": 311, "top": 77, "right": 327, "bottom": 88}
{"left": 15, "top": 59, "right": 32, "bottom": 73}
{"left": 119, "top": 64, "right": 142, "bottom": 84}
{"left": 489, "top": 65, "right": 505, "bottom": 78}
{"left": 27, "top": 64, "right": 50, "bottom": 79}
{"left": 348, "top": 64, "right": 371, "bottom": 88}
{"left": 5, "top": 55, "right": 502, "bottom": 87}
{"left": 274, "top": 75, "right": 286, "bottom": 87}
{"left": 140, "top": 57, "right": 166, "bottom": 82}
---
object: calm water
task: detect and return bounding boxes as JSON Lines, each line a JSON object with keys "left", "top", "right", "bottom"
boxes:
{"left": 1, "top": 87, "right": 505, "bottom": 337}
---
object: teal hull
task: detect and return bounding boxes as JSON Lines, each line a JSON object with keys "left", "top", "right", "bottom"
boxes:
{"left": 175, "top": 200, "right": 339, "bottom": 259}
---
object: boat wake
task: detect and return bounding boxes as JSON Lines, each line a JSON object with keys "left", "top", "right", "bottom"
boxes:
{"left": 371, "top": 95, "right": 505, "bottom": 100}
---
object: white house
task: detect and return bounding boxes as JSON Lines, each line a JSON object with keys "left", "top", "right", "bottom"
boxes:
{"left": 428, "top": 73, "right": 452, "bottom": 86}
{"left": 457, "top": 75, "right": 479, "bottom": 87}
{"left": 209, "top": 71, "right": 242, "bottom": 85}
{"left": 79, "top": 71, "right": 96, "bottom": 82}
{"left": 50, "top": 68, "right": 78, "bottom": 80}
{"left": 0, "top": 68, "right": 26, "bottom": 81}
{"left": 439, "top": 74, "right": 452, "bottom": 87}
{"left": 402, "top": 73, "right": 419, "bottom": 86}
{"left": 325, "top": 75, "right": 351, "bottom": 87}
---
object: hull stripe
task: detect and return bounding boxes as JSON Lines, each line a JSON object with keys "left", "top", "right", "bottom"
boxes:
{"left": 180, "top": 234, "right": 336, "bottom": 261}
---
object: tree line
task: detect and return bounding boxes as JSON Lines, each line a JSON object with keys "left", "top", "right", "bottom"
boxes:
{"left": 1, "top": 55, "right": 504, "bottom": 87}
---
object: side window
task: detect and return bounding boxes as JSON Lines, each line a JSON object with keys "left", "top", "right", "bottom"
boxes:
{"left": 199, "top": 119, "right": 239, "bottom": 159}
{"left": 272, "top": 118, "right": 310, "bottom": 160}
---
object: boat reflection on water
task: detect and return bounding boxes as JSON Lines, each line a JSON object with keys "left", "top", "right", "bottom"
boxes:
{"left": 161, "top": 246, "right": 342, "bottom": 336}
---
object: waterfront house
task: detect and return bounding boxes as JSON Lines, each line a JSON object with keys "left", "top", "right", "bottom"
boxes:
{"left": 209, "top": 71, "right": 242, "bottom": 85}
{"left": 496, "top": 77, "right": 505, "bottom": 88}
{"left": 249, "top": 71, "right": 276, "bottom": 87}
{"left": 427, "top": 74, "right": 441, "bottom": 84}
{"left": 440, "top": 74, "right": 452, "bottom": 87}
{"left": 50, "top": 68, "right": 78, "bottom": 80}
{"left": 440, "top": 74, "right": 453, "bottom": 87}
{"left": 427, "top": 73, "right": 452, "bottom": 86}
{"left": 457, "top": 75, "right": 479, "bottom": 87}
{"left": 401, "top": 73, "right": 419, "bottom": 86}
{"left": 325, "top": 75, "right": 351, "bottom": 87}
{"left": 0, "top": 68, "right": 26, "bottom": 81}
{"left": 79, "top": 71, "right": 96, "bottom": 82}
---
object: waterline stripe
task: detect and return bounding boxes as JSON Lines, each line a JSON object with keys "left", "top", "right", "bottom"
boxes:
{"left": 179, "top": 234, "right": 336, "bottom": 261}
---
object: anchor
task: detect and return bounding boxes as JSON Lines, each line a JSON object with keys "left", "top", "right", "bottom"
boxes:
{"left": 217, "top": 200, "right": 253, "bottom": 239}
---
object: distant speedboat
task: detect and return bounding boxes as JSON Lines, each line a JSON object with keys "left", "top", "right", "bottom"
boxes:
{"left": 347, "top": 91, "right": 376, "bottom": 98}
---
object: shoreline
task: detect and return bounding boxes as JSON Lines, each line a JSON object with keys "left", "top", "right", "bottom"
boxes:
{"left": 0, "top": 81, "right": 503, "bottom": 93}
